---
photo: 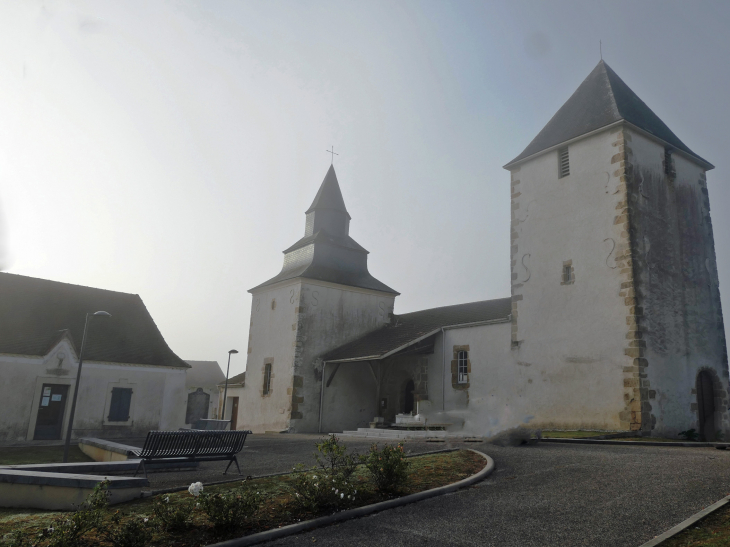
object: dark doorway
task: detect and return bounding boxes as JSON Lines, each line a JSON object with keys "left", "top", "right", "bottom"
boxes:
{"left": 404, "top": 379, "right": 415, "bottom": 414}
{"left": 697, "top": 371, "right": 716, "bottom": 442}
{"left": 186, "top": 388, "right": 211, "bottom": 427}
{"left": 33, "top": 384, "right": 69, "bottom": 440}
{"left": 230, "top": 397, "right": 239, "bottom": 430}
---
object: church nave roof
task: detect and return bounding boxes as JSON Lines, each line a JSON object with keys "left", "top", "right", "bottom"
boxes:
{"left": 322, "top": 297, "right": 512, "bottom": 363}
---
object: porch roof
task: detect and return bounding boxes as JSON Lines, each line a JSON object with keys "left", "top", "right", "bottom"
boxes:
{"left": 321, "top": 297, "right": 512, "bottom": 363}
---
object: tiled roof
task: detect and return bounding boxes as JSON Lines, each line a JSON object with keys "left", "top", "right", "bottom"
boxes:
{"left": 322, "top": 297, "right": 512, "bottom": 362}
{"left": 0, "top": 273, "right": 189, "bottom": 368}
{"left": 505, "top": 61, "right": 712, "bottom": 169}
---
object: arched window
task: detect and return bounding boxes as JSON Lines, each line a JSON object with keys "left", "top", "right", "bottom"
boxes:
{"left": 457, "top": 351, "right": 468, "bottom": 384}
{"left": 263, "top": 363, "right": 272, "bottom": 395}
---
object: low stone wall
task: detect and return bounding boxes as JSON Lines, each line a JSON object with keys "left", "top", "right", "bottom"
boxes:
{"left": 78, "top": 437, "right": 140, "bottom": 462}
{"left": 0, "top": 470, "right": 148, "bottom": 510}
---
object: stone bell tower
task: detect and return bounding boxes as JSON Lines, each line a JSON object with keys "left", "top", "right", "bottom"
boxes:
{"left": 239, "top": 165, "right": 399, "bottom": 433}
{"left": 503, "top": 60, "right": 728, "bottom": 438}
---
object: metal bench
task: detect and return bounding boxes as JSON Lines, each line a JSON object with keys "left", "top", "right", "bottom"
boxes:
{"left": 132, "top": 430, "right": 251, "bottom": 478}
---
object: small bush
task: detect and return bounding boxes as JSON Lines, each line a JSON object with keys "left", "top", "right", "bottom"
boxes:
{"left": 678, "top": 429, "right": 699, "bottom": 442}
{"left": 314, "top": 434, "right": 359, "bottom": 481}
{"left": 289, "top": 465, "right": 358, "bottom": 514}
{"left": 199, "top": 488, "right": 262, "bottom": 533}
{"left": 101, "top": 511, "right": 153, "bottom": 547}
{"left": 364, "top": 443, "right": 409, "bottom": 496}
{"left": 151, "top": 495, "right": 193, "bottom": 533}
{"left": 40, "top": 480, "right": 110, "bottom": 547}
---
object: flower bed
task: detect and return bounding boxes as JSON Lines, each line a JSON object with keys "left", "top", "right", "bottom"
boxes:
{"left": 1, "top": 439, "right": 486, "bottom": 547}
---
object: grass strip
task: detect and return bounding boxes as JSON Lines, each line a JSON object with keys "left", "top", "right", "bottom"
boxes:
{"left": 660, "top": 501, "right": 730, "bottom": 546}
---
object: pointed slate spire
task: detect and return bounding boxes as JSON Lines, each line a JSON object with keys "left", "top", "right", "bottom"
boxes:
{"left": 505, "top": 60, "right": 711, "bottom": 168}
{"left": 304, "top": 165, "right": 351, "bottom": 238}
{"left": 305, "top": 164, "right": 351, "bottom": 219}
{"left": 249, "top": 165, "right": 398, "bottom": 295}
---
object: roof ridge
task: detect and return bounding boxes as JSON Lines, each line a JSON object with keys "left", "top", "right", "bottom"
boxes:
{"left": 396, "top": 296, "right": 511, "bottom": 319}
{"left": 0, "top": 272, "right": 139, "bottom": 298}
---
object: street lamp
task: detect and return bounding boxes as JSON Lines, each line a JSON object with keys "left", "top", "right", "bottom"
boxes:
{"left": 63, "top": 311, "right": 112, "bottom": 463}
{"left": 220, "top": 349, "right": 239, "bottom": 424}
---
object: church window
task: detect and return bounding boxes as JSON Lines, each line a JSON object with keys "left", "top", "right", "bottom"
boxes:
{"left": 457, "top": 351, "right": 468, "bottom": 384}
{"left": 271, "top": 299, "right": 276, "bottom": 310}
{"left": 558, "top": 147, "right": 570, "bottom": 178}
{"left": 108, "top": 387, "right": 133, "bottom": 422}
{"left": 263, "top": 363, "right": 272, "bottom": 395}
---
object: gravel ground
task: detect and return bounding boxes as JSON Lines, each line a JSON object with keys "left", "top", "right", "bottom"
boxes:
{"left": 123, "top": 435, "right": 730, "bottom": 546}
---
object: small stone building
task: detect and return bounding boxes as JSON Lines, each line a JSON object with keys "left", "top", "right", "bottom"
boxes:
{"left": 0, "top": 273, "right": 189, "bottom": 445}
{"left": 238, "top": 61, "right": 728, "bottom": 441}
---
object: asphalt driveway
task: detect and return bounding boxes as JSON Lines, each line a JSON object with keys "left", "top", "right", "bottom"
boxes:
{"left": 260, "top": 439, "right": 729, "bottom": 547}
{"left": 129, "top": 434, "right": 730, "bottom": 546}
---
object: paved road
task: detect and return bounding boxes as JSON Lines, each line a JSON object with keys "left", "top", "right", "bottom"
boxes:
{"left": 133, "top": 435, "right": 730, "bottom": 546}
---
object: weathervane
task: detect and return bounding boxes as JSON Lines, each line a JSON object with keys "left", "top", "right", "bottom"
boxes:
{"left": 326, "top": 145, "right": 339, "bottom": 165}
{"left": 600, "top": 40, "right": 602, "bottom": 60}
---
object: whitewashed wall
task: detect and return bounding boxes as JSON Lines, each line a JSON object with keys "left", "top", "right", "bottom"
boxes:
{"left": 626, "top": 128, "right": 729, "bottom": 437}
{"left": 508, "top": 127, "right": 631, "bottom": 431}
{"left": 236, "top": 280, "right": 300, "bottom": 433}
{"left": 0, "top": 338, "right": 187, "bottom": 444}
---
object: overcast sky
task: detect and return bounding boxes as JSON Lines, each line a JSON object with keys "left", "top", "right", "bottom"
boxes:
{"left": 1, "top": 1, "right": 728, "bottom": 377}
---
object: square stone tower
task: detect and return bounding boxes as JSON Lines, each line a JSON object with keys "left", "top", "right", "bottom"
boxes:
{"left": 241, "top": 166, "right": 398, "bottom": 433}
{"left": 504, "top": 61, "right": 728, "bottom": 439}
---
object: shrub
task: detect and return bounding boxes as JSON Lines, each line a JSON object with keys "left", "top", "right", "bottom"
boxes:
{"left": 314, "top": 434, "right": 359, "bottom": 481}
{"left": 364, "top": 443, "right": 409, "bottom": 496}
{"left": 289, "top": 465, "right": 358, "bottom": 514}
{"left": 40, "top": 480, "right": 110, "bottom": 547}
{"left": 678, "top": 429, "right": 699, "bottom": 442}
{"left": 151, "top": 495, "right": 193, "bottom": 533}
{"left": 101, "top": 512, "right": 152, "bottom": 547}
{"left": 199, "top": 488, "right": 262, "bottom": 533}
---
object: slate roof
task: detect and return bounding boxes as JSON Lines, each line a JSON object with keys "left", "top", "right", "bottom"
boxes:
{"left": 250, "top": 166, "right": 398, "bottom": 295}
{"left": 219, "top": 371, "right": 246, "bottom": 386}
{"left": 322, "top": 297, "right": 512, "bottom": 362}
{"left": 0, "top": 273, "right": 189, "bottom": 368}
{"left": 505, "top": 61, "right": 713, "bottom": 169}
{"left": 305, "top": 164, "right": 351, "bottom": 218}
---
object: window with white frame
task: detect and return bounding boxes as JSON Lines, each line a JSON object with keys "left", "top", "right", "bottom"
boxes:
{"left": 457, "top": 351, "right": 468, "bottom": 384}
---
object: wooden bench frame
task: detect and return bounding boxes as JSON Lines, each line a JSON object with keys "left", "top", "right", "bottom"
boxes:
{"left": 132, "top": 430, "right": 251, "bottom": 478}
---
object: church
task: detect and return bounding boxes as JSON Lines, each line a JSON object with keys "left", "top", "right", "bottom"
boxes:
{"left": 235, "top": 61, "right": 728, "bottom": 441}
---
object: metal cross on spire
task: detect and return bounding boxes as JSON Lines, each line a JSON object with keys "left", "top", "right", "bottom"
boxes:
{"left": 326, "top": 145, "right": 339, "bottom": 165}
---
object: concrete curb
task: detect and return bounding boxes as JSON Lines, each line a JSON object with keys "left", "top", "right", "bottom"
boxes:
{"left": 541, "top": 438, "right": 718, "bottom": 448}
{"left": 206, "top": 449, "right": 494, "bottom": 547}
{"left": 638, "top": 494, "right": 730, "bottom": 547}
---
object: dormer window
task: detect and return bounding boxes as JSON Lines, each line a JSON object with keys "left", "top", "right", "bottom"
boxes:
{"left": 558, "top": 147, "right": 570, "bottom": 178}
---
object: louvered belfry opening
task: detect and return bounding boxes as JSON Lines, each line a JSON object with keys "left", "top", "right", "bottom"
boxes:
{"left": 558, "top": 146, "right": 570, "bottom": 178}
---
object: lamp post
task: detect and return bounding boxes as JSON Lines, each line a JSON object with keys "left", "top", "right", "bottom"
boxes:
{"left": 220, "top": 349, "right": 239, "bottom": 423}
{"left": 63, "top": 311, "right": 111, "bottom": 463}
